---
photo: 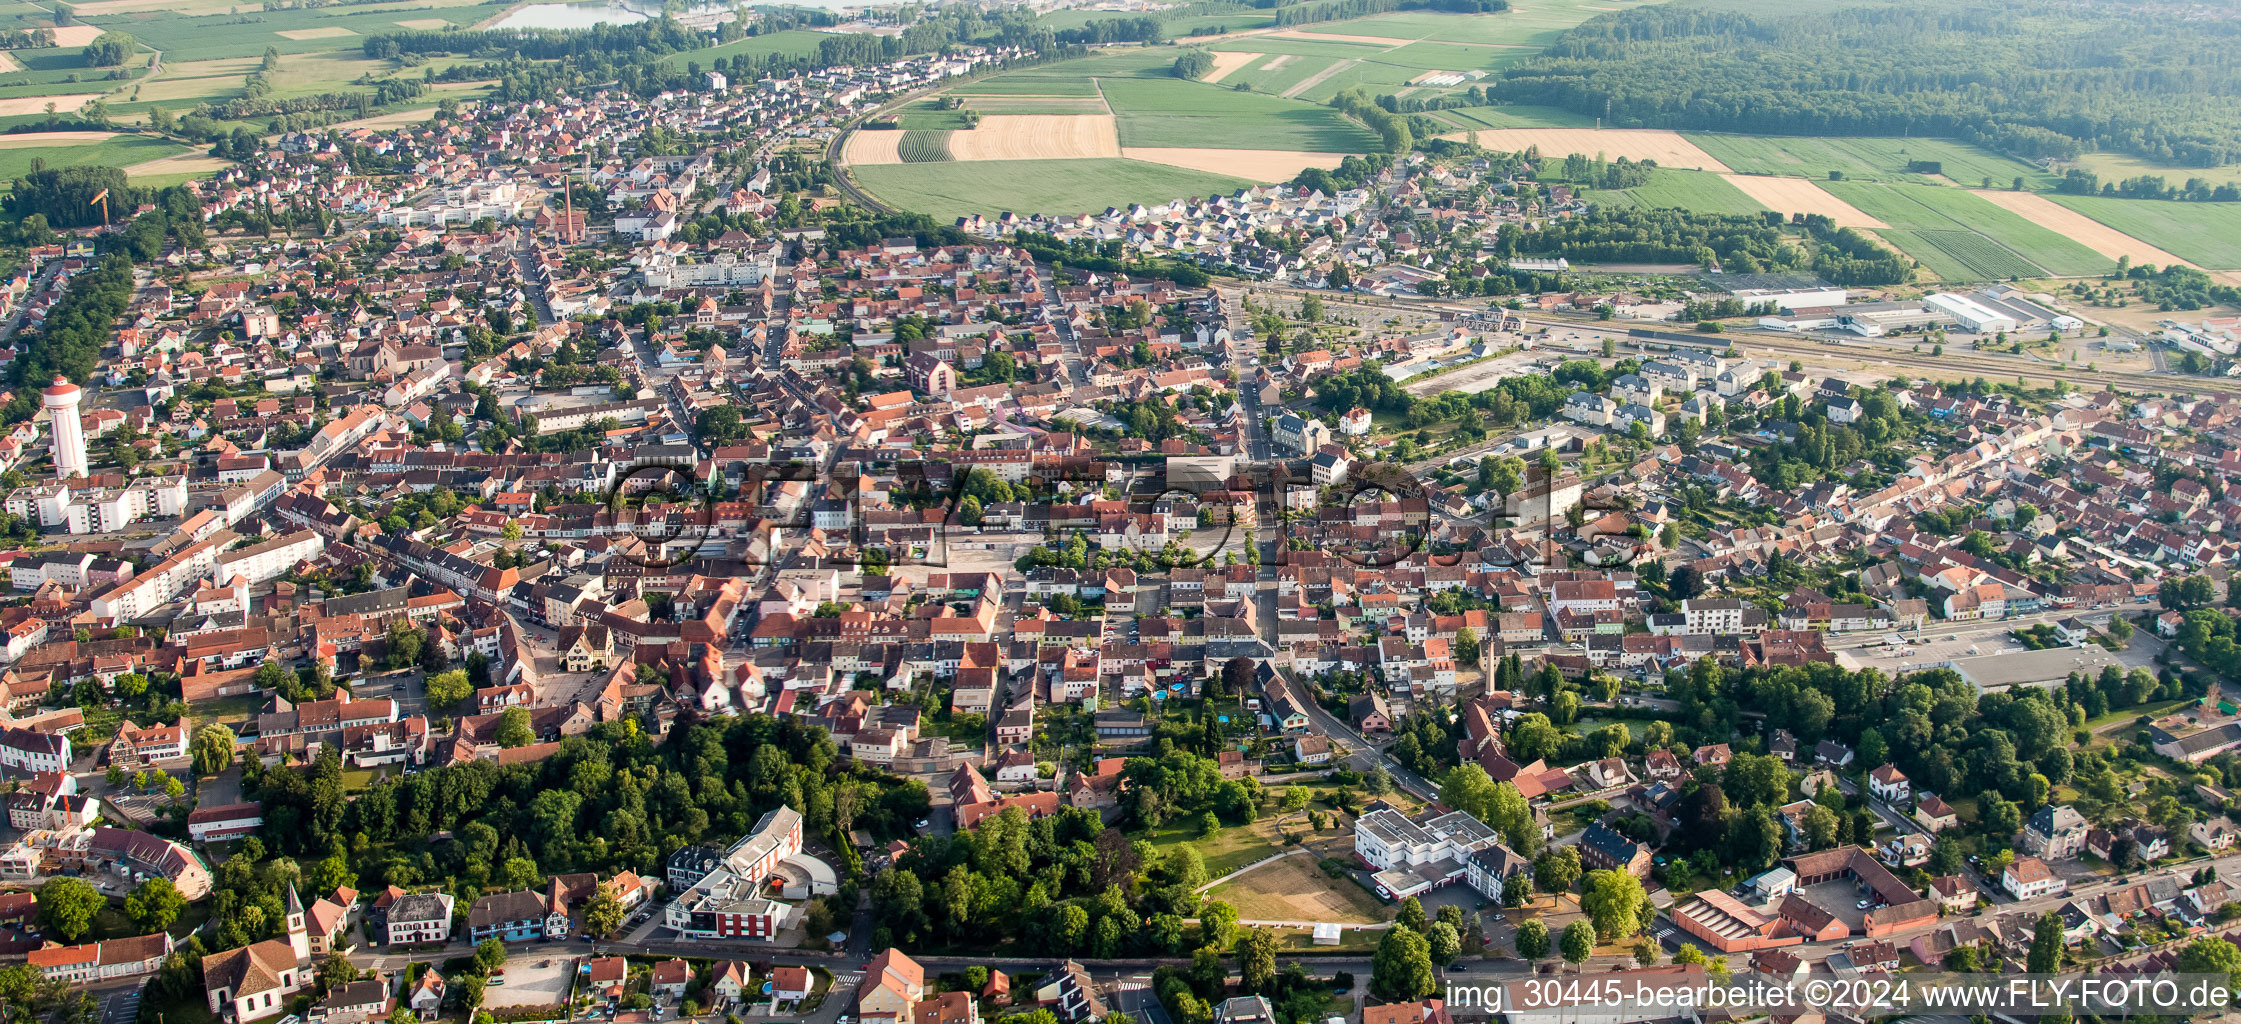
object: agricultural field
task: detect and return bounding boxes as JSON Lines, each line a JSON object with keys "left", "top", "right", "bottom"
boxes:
{"left": 1822, "top": 181, "right": 2115, "bottom": 281}
{"left": 1099, "top": 77, "right": 1379, "bottom": 152}
{"left": 1445, "top": 128, "right": 1731, "bottom": 171}
{"left": 112, "top": 51, "right": 398, "bottom": 114}
{"left": 1592, "top": 168, "right": 1768, "bottom": 216}
{"left": 1428, "top": 104, "right": 1595, "bottom": 130}
{"left": 2046, "top": 196, "right": 2241, "bottom": 270}
{"left": 896, "top": 130, "right": 952, "bottom": 163}
{"left": 850, "top": 157, "right": 1254, "bottom": 219}
{"left": 890, "top": 100, "right": 974, "bottom": 130}
{"left": 1719, "top": 175, "right": 1885, "bottom": 228}
{"left": 1293, "top": 0, "right": 1625, "bottom": 47}
{"left": 1684, "top": 134, "right": 2052, "bottom": 188}
{"left": 1971, "top": 191, "right": 2196, "bottom": 271}
{"left": 84, "top": 0, "right": 515, "bottom": 62}
{"left": 0, "top": 131, "right": 184, "bottom": 179}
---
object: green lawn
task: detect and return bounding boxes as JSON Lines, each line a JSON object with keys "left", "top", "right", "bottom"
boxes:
{"left": 1687, "top": 135, "right": 2052, "bottom": 188}
{"left": 854, "top": 157, "right": 1255, "bottom": 219}
{"left": 1099, "top": 76, "right": 1378, "bottom": 152}
{"left": 1140, "top": 817, "right": 1288, "bottom": 876}
{"left": 1821, "top": 181, "right": 2114, "bottom": 279}
{"left": 1592, "top": 168, "right": 1770, "bottom": 215}
{"left": 2049, "top": 195, "right": 2241, "bottom": 269}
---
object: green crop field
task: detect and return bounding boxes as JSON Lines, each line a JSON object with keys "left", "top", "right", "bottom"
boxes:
{"left": 958, "top": 96, "right": 1107, "bottom": 114}
{"left": 2049, "top": 196, "right": 2241, "bottom": 269}
{"left": 1098, "top": 77, "right": 1378, "bottom": 152}
{"left": 897, "top": 130, "right": 952, "bottom": 163}
{"left": 1294, "top": 0, "right": 1636, "bottom": 46}
{"left": 1034, "top": 8, "right": 1275, "bottom": 34}
{"left": 1206, "top": 36, "right": 1387, "bottom": 58}
{"left": 1822, "top": 181, "right": 2112, "bottom": 280}
{"left": 0, "top": 133, "right": 185, "bottom": 179}
{"left": 1429, "top": 105, "right": 1595, "bottom": 130}
{"left": 853, "top": 157, "right": 1254, "bottom": 219}
{"left": 953, "top": 47, "right": 1172, "bottom": 95}
{"left": 1686, "top": 134, "right": 2051, "bottom": 187}
{"left": 86, "top": 1, "right": 515, "bottom": 62}
{"left": 1593, "top": 168, "right": 1768, "bottom": 216}
{"left": 1212, "top": 53, "right": 1347, "bottom": 98}
{"left": 1288, "top": 41, "right": 1530, "bottom": 102}
{"left": 892, "top": 100, "right": 974, "bottom": 130}
{"left": 949, "top": 75, "right": 1104, "bottom": 96}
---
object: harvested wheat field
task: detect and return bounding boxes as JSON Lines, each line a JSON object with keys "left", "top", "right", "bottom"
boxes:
{"left": 1123, "top": 147, "right": 1347, "bottom": 182}
{"left": 47, "top": 25, "right": 105, "bottom": 46}
{"left": 1721, "top": 174, "right": 1886, "bottom": 227}
{"left": 395, "top": 18, "right": 453, "bottom": 29}
{"left": 1451, "top": 129, "right": 1733, "bottom": 171}
{"left": 1972, "top": 190, "right": 2198, "bottom": 269}
{"left": 123, "top": 152, "right": 234, "bottom": 178}
{"left": 1202, "top": 51, "right": 1264, "bottom": 84}
{"left": 275, "top": 26, "right": 357, "bottom": 40}
{"left": 0, "top": 94, "right": 102, "bottom": 117}
{"left": 0, "top": 131, "right": 121, "bottom": 147}
{"left": 947, "top": 115, "right": 1120, "bottom": 162}
{"left": 842, "top": 130, "right": 906, "bottom": 166}
{"left": 0, "top": 51, "right": 19, "bottom": 74}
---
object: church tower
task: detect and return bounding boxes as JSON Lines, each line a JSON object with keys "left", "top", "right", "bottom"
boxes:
{"left": 284, "top": 883, "right": 311, "bottom": 962}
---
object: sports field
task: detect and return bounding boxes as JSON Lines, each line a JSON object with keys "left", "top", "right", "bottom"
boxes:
{"left": 1687, "top": 135, "right": 2051, "bottom": 187}
{"left": 1593, "top": 169, "right": 1767, "bottom": 216}
{"left": 2046, "top": 196, "right": 2241, "bottom": 270}
{"left": 851, "top": 158, "right": 1255, "bottom": 219}
{"left": 1822, "top": 181, "right": 2115, "bottom": 280}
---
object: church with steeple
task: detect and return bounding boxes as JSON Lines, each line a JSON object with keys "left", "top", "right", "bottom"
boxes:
{"left": 201, "top": 883, "right": 312, "bottom": 1021}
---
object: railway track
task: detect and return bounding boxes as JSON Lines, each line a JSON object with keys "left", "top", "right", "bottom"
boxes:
{"left": 1236, "top": 281, "right": 2241, "bottom": 397}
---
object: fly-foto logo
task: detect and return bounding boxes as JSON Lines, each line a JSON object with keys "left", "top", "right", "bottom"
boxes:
{"left": 600, "top": 453, "right": 1638, "bottom": 572}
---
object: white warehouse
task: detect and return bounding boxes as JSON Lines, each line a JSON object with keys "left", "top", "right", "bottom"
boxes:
{"left": 1926, "top": 292, "right": 2021, "bottom": 334}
